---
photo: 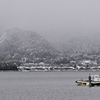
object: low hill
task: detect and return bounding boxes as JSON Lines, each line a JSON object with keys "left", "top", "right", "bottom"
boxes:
{"left": 57, "top": 35, "right": 100, "bottom": 60}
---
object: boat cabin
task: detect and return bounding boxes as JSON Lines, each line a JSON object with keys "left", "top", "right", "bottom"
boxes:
{"left": 92, "top": 75, "right": 100, "bottom": 81}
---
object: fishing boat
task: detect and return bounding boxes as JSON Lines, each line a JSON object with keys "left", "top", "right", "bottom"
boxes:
{"left": 76, "top": 74, "right": 100, "bottom": 87}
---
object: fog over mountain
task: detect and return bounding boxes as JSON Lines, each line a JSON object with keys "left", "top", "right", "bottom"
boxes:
{"left": 0, "top": 0, "right": 100, "bottom": 43}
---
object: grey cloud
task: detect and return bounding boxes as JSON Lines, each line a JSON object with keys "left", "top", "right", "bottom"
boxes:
{"left": 0, "top": 0, "right": 100, "bottom": 42}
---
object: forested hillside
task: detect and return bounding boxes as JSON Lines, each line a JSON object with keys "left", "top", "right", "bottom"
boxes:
{"left": 0, "top": 28, "right": 58, "bottom": 64}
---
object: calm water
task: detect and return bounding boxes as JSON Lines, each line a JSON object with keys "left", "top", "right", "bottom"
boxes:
{"left": 0, "top": 71, "right": 100, "bottom": 100}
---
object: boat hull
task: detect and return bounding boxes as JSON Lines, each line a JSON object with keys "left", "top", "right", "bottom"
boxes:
{"left": 76, "top": 80, "right": 89, "bottom": 86}
{"left": 76, "top": 80, "right": 100, "bottom": 86}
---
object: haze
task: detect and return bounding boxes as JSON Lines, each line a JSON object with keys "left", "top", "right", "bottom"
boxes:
{"left": 0, "top": 0, "right": 100, "bottom": 42}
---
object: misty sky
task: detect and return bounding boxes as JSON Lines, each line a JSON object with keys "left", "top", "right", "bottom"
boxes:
{"left": 0, "top": 0, "right": 100, "bottom": 42}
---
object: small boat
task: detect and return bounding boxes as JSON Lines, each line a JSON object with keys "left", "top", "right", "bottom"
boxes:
{"left": 76, "top": 80, "right": 89, "bottom": 86}
{"left": 76, "top": 74, "right": 100, "bottom": 87}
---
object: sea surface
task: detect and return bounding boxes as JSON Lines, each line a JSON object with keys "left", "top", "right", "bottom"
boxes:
{"left": 0, "top": 71, "right": 100, "bottom": 100}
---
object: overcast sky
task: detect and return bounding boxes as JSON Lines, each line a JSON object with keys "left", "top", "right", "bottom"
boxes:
{"left": 0, "top": 0, "right": 100, "bottom": 42}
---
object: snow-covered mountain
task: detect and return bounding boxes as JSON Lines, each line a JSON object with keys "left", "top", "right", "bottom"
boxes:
{"left": 0, "top": 28, "right": 58, "bottom": 62}
{"left": 0, "top": 27, "right": 100, "bottom": 63}
{"left": 56, "top": 35, "right": 100, "bottom": 60}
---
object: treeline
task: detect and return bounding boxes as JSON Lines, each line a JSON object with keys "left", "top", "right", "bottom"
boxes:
{"left": 0, "top": 62, "right": 18, "bottom": 71}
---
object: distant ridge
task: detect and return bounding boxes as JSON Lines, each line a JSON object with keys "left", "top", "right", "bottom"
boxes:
{"left": 57, "top": 35, "right": 100, "bottom": 60}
